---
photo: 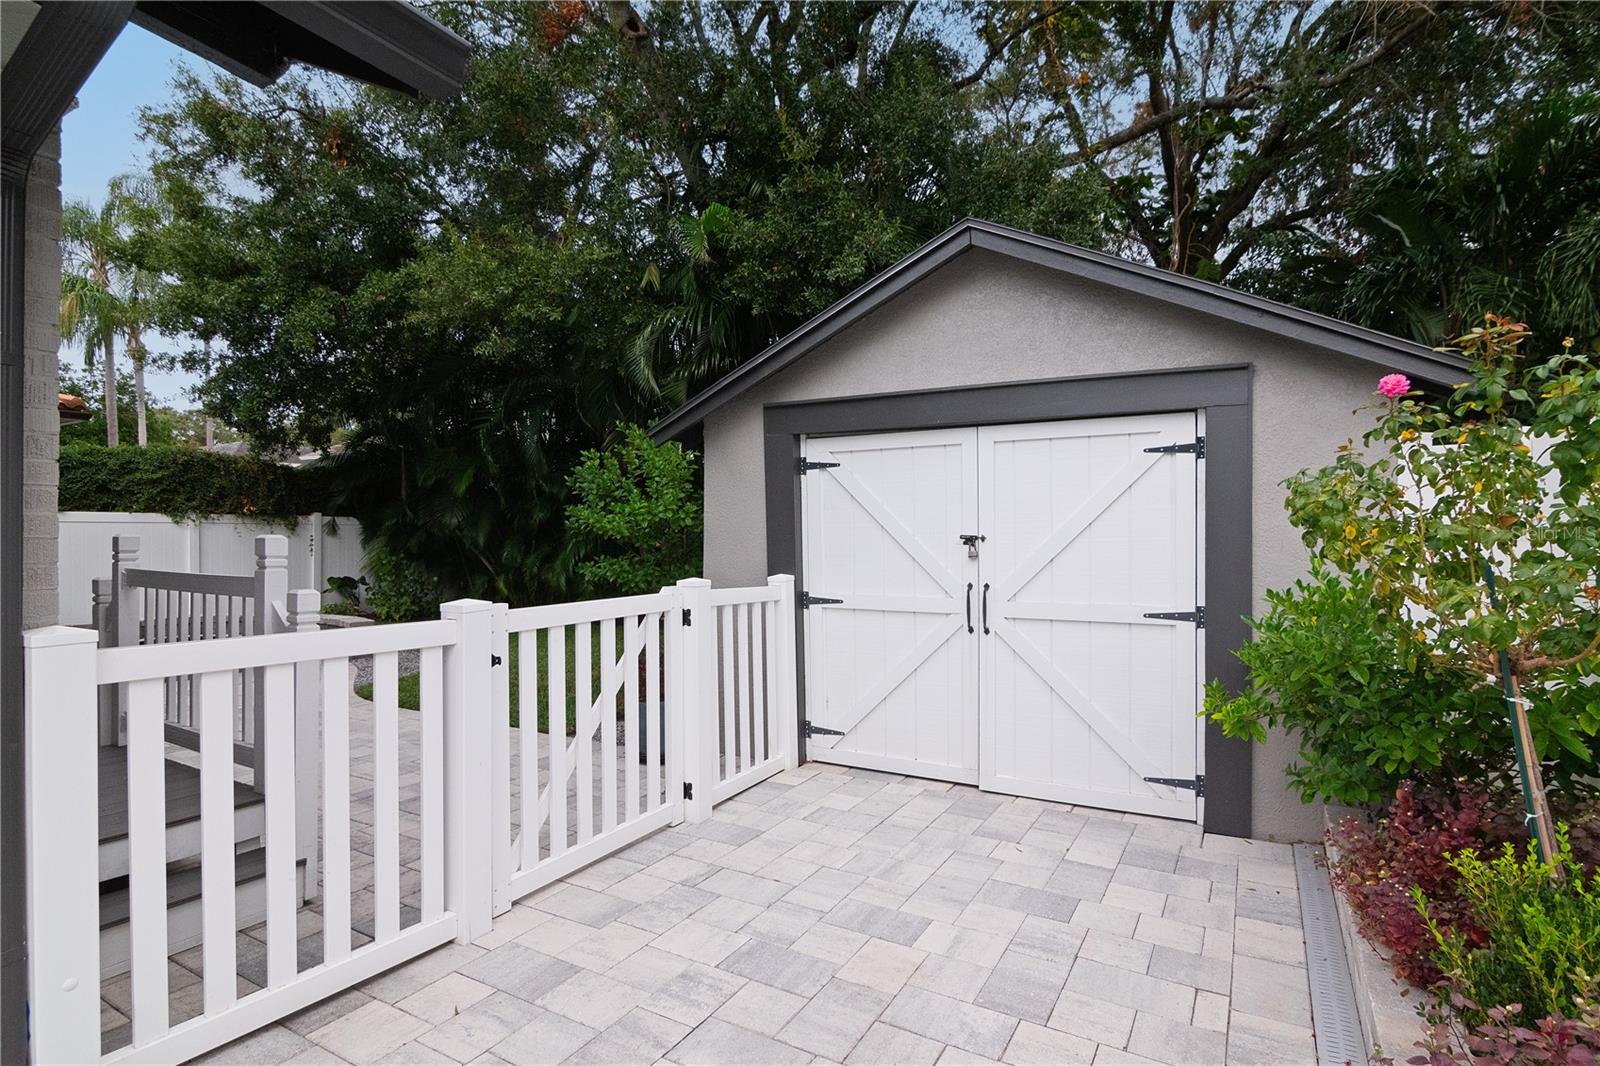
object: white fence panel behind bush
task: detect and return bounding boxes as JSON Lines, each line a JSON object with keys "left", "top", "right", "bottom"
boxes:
{"left": 59, "top": 512, "right": 368, "bottom": 625}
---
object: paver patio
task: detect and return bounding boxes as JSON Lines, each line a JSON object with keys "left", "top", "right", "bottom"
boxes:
{"left": 169, "top": 724, "right": 1319, "bottom": 1065}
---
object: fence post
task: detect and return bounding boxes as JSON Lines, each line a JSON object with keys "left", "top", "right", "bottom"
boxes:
{"left": 675, "top": 578, "right": 714, "bottom": 822}
{"left": 112, "top": 534, "right": 140, "bottom": 746}
{"left": 309, "top": 512, "right": 324, "bottom": 593}
{"left": 287, "top": 588, "right": 322, "bottom": 903}
{"left": 441, "top": 598, "right": 495, "bottom": 943}
{"left": 768, "top": 574, "right": 800, "bottom": 769}
{"left": 22, "top": 626, "right": 102, "bottom": 1065}
{"left": 92, "top": 577, "right": 117, "bottom": 744}
{"left": 489, "top": 603, "right": 511, "bottom": 916}
{"left": 252, "top": 535, "right": 289, "bottom": 792}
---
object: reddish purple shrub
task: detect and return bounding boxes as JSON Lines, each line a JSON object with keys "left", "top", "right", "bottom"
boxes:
{"left": 1330, "top": 782, "right": 1512, "bottom": 986}
{"left": 1400, "top": 988, "right": 1600, "bottom": 1065}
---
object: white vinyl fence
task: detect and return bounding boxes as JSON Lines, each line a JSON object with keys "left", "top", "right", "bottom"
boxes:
{"left": 23, "top": 576, "right": 798, "bottom": 1064}
{"left": 59, "top": 512, "right": 367, "bottom": 625}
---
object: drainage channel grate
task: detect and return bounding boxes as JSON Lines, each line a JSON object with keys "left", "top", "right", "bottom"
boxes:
{"left": 1295, "top": 841, "right": 1369, "bottom": 1066}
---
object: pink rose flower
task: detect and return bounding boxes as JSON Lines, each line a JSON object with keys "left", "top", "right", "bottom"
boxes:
{"left": 1377, "top": 373, "right": 1411, "bottom": 398}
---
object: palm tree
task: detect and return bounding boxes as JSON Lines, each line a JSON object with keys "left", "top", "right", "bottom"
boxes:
{"left": 59, "top": 198, "right": 126, "bottom": 446}
{"left": 59, "top": 176, "right": 168, "bottom": 446}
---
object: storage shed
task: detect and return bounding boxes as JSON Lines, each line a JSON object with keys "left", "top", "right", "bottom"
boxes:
{"left": 653, "top": 219, "right": 1468, "bottom": 840}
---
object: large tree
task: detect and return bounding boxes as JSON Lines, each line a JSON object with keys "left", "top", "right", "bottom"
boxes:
{"left": 970, "top": 0, "right": 1600, "bottom": 287}
{"left": 133, "top": 0, "right": 1105, "bottom": 601}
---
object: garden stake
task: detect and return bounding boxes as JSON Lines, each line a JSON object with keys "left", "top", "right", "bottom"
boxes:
{"left": 1482, "top": 562, "right": 1559, "bottom": 873}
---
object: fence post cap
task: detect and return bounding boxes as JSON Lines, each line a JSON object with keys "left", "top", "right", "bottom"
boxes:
{"left": 675, "top": 577, "right": 712, "bottom": 589}
{"left": 254, "top": 533, "right": 290, "bottom": 561}
{"left": 767, "top": 574, "right": 795, "bottom": 585}
{"left": 286, "top": 588, "right": 321, "bottom": 612}
{"left": 439, "top": 598, "right": 495, "bottom": 617}
{"left": 22, "top": 625, "right": 102, "bottom": 649}
{"left": 111, "top": 534, "right": 141, "bottom": 553}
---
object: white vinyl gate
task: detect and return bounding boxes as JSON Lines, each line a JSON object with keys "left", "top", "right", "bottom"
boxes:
{"left": 801, "top": 414, "right": 1203, "bottom": 820}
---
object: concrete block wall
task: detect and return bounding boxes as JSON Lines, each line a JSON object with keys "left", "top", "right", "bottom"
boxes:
{"left": 21, "top": 129, "right": 61, "bottom": 629}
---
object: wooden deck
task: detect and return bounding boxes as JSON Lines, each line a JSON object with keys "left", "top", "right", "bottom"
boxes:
{"left": 97, "top": 743, "right": 259, "bottom": 845}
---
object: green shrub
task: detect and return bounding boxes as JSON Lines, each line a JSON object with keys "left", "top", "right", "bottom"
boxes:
{"left": 364, "top": 545, "right": 442, "bottom": 624}
{"left": 1420, "top": 829, "right": 1600, "bottom": 1023}
{"left": 566, "top": 424, "right": 702, "bottom": 596}
{"left": 1206, "top": 568, "right": 1511, "bottom": 807}
{"left": 59, "top": 444, "right": 335, "bottom": 520}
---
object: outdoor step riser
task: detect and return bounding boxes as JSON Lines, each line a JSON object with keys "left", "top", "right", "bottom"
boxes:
{"left": 97, "top": 799, "right": 265, "bottom": 882}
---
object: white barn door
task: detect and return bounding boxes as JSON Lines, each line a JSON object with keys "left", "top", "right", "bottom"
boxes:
{"left": 799, "top": 428, "right": 980, "bottom": 782}
{"left": 978, "top": 414, "right": 1199, "bottom": 818}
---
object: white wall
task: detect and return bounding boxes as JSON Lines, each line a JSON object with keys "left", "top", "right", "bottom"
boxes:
{"left": 58, "top": 513, "right": 368, "bottom": 625}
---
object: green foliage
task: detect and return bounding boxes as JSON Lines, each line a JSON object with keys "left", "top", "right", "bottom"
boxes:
{"left": 1420, "top": 831, "right": 1600, "bottom": 1024}
{"left": 58, "top": 361, "right": 182, "bottom": 449}
{"left": 58, "top": 444, "right": 332, "bottom": 520}
{"left": 1213, "top": 322, "right": 1600, "bottom": 802}
{"left": 1205, "top": 570, "right": 1509, "bottom": 807}
{"left": 1241, "top": 93, "right": 1600, "bottom": 348}
{"left": 362, "top": 545, "right": 443, "bottom": 624}
{"left": 566, "top": 425, "right": 702, "bottom": 597}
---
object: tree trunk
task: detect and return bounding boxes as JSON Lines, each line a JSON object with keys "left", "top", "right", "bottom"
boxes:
{"left": 203, "top": 336, "right": 215, "bottom": 449}
{"left": 101, "top": 336, "right": 119, "bottom": 448}
{"left": 133, "top": 350, "right": 147, "bottom": 447}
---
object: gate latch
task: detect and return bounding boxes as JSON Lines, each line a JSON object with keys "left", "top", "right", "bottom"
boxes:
{"left": 959, "top": 533, "right": 985, "bottom": 559}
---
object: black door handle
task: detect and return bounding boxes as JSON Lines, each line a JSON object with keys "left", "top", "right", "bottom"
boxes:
{"left": 965, "top": 582, "right": 974, "bottom": 633}
{"left": 982, "top": 583, "right": 990, "bottom": 634}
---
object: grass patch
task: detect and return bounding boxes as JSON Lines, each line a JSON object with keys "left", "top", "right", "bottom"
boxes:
{"left": 355, "top": 626, "right": 615, "bottom": 735}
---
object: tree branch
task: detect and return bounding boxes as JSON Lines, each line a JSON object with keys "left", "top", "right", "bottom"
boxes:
{"left": 954, "top": 3, "right": 1061, "bottom": 90}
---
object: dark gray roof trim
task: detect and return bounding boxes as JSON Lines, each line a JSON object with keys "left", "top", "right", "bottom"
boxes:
{"left": 651, "top": 219, "right": 1468, "bottom": 442}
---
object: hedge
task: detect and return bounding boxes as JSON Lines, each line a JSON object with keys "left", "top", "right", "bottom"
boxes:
{"left": 59, "top": 444, "right": 339, "bottom": 520}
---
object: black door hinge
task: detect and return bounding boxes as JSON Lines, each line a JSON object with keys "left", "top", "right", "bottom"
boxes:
{"left": 1144, "top": 775, "right": 1205, "bottom": 797}
{"left": 1142, "top": 607, "right": 1205, "bottom": 627}
{"left": 1143, "top": 437, "right": 1205, "bottom": 458}
{"left": 683, "top": 782, "right": 693, "bottom": 800}
{"left": 799, "top": 458, "right": 840, "bottom": 475}
{"left": 490, "top": 653, "right": 504, "bottom": 667}
{"left": 804, "top": 720, "right": 846, "bottom": 738}
{"left": 682, "top": 608, "right": 692, "bottom": 627}
{"left": 801, "top": 593, "right": 843, "bottom": 608}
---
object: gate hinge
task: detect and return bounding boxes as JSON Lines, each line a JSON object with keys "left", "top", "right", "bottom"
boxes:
{"left": 1144, "top": 774, "right": 1205, "bottom": 796}
{"left": 801, "top": 593, "right": 843, "bottom": 608}
{"left": 1142, "top": 607, "right": 1205, "bottom": 627}
{"left": 683, "top": 782, "right": 693, "bottom": 800}
{"left": 682, "top": 607, "right": 691, "bottom": 627}
{"left": 1143, "top": 436, "right": 1205, "bottom": 458}
{"left": 798, "top": 458, "right": 840, "bottom": 475}
{"left": 804, "top": 720, "right": 846, "bottom": 738}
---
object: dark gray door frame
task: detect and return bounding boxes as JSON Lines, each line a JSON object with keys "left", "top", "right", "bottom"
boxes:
{"left": 761, "top": 364, "right": 1255, "bottom": 837}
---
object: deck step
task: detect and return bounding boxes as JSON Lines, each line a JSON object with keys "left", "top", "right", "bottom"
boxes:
{"left": 98, "top": 848, "right": 307, "bottom": 979}
{"left": 98, "top": 745, "right": 266, "bottom": 881}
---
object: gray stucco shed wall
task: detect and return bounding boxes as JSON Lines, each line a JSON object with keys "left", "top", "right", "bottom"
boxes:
{"left": 700, "top": 248, "right": 1389, "bottom": 842}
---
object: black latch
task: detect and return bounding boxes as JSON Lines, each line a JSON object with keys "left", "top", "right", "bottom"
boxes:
{"left": 491, "top": 653, "right": 504, "bottom": 667}
{"left": 804, "top": 720, "right": 846, "bottom": 738}
{"left": 1144, "top": 775, "right": 1205, "bottom": 796}
{"left": 1143, "top": 437, "right": 1205, "bottom": 458}
{"left": 682, "top": 608, "right": 692, "bottom": 627}
{"left": 801, "top": 593, "right": 843, "bottom": 608}
{"left": 1142, "top": 607, "right": 1205, "bottom": 627}
{"left": 798, "top": 458, "right": 841, "bottom": 475}
{"left": 683, "top": 782, "right": 693, "bottom": 800}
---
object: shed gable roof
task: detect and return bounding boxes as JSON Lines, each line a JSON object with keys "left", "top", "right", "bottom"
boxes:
{"left": 651, "top": 219, "right": 1467, "bottom": 441}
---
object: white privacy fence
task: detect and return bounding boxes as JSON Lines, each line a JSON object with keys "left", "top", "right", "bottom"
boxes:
{"left": 59, "top": 512, "right": 368, "bottom": 625}
{"left": 22, "top": 576, "right": 798, "bottom": 1064}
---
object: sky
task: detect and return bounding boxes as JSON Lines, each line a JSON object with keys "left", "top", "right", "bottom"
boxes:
{"left": 60, "top": 23, "right": 214, "bottom": 405}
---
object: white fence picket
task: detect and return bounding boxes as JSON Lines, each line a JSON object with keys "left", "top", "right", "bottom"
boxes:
{"left": 24, "top": 577, "right": 800, "bottom": 1064}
